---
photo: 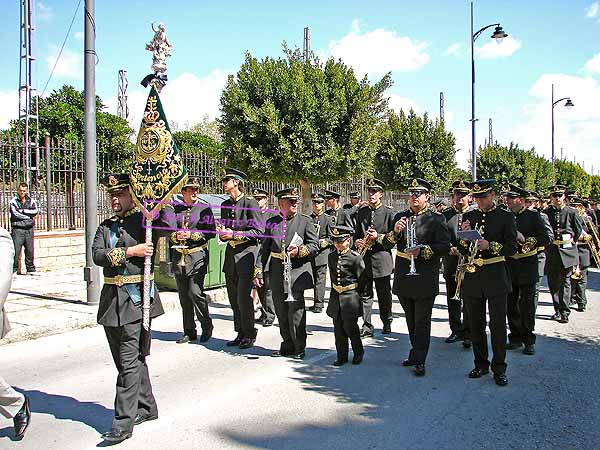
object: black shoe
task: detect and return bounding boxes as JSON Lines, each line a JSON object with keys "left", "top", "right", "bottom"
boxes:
{"left": 262, "top": 319, "right": 274, "bottom": 327}
{"left": 134, "top": 413, "right": 158, "bottom": 426}
{"left": 468, "top": 368, "right": 490, "bottom": 378}
{"left": 462, "top": 338, "right": 472, "bottom": 349}
{"left": 333, "top": 358, "right": 348, "bottom": 367}
{"left": 505, "top": 341, "right": 523, "bottom": 350}
{"left": 238, "top": 337, "right": 255, "bottom": 349}
{"left": 551, "top": 312, "right": 561, "bottom": 321}
{"left": 382, "top": 323, "right": 392, "bottom": 334}
{"left": 523, "top": 344, "right": 535, "bottom": 355}
{"left": 271, "top": 350, "right": 292, "bottom": 358}
{"left": 414, "top": 364, "right": 426, "bottom": 376}
{"left": 360, "top": 329, "right": 374, "bottom": 338}
{"left": 578, "top": 305, "right": 586, "bottom": 312}
{"left": 102, "top": 428, "right": 132, "bottom": 443}
{"left": 558, "top": 314, "right": 569, "bottom": 324}
{"left": 13, "top": 395, "right": 31, "bottom": 440}
{"left": 292, "top": 351, "right": 306, "bottom": 360}
{"left": 352, "top": 351, "right": 364, "bottom": 365}
{"left": 199, "top": 326, "right": 213, "bottom": 343}
{"left": 445, "top": 333, "right": 461, "bottom": 343}
{"left": 402, "top": 359, "right": 417, "bottom": 367}
{"left": 310, "top": 306, "right": 323, "bottom": 313}
{"left": 494, "top": 373, "right": 509, "bottom": 386}
{"left": 176, "top": 335, "right": 194, "bottom": 344}
{"left": 226, "top": 335, "right": 243, "bottom": 347}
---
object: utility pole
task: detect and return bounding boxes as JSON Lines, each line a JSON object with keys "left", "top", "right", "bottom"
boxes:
{"left": 117, "top": 69, "right": 129, "bottom": 120}
{"left": 439, "top": 92, "right": 445, "bottom": 122}
{"left": 303, "top": 27, "right": 310, "bottom": 61}
{"left": 489, "top": 118, "right": 493, "bottom": 146}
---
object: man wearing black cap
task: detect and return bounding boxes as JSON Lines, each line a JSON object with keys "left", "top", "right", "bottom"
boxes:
{"left": 442, "top": 180, "right": 472, "bottom": 346}
{"left": 327, "top": 225, "right": 365, "bottom": 366}
{"left": 570, "top": 198, "right": 595, "bottom": 312}
{"left": 543, "top": 185, "right": 582, "bottom": 323}
{"left": 161, "top": 177, "right": 216, "bottom": 344}
{"left": 459, "top": 179, "right": 517, "bottom": 386}
{"left": 386, "top": 178, "right": 450, "bottom": 377}
{"left": 309, "top": 192, "right": 334, "bottom": 314}
{"left": 343, "top": 191, "right": 362, "bottom": 229}
{"left": 354, "top": 178, "right": 396, "bottom": 337}
{"left": 218, "top": 168, "right": 264, "bottom": 349}
{"left": 93, "top": 174, "right": 164, "bottom": 443}
{"left": 325, "top": 190, "right": 350, "bottom": 227}
{"left": 504, "top": 184, "right": 550, "bottom": 355}
{"left": 254, "top": 188, "right": 318, "bottom": 359}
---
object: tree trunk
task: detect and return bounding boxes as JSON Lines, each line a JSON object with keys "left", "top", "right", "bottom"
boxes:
{"left": 298, "top": 178, "right": 312, "bottom": 215}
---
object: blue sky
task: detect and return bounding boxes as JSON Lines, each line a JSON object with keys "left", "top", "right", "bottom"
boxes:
{"left": 1, "top": 0, "right": 599, "bottom": 173}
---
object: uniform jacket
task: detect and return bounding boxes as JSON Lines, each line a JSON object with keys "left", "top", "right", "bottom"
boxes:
{"left": 310, "top": 211, "right": 334, "bottom": 267}
{"left": 161, "top": 200, "right": 216, "bottom": 277}
{"left": 342, "top": 203, "right": 360, "bottom": 230}
{"left": 256, "top": 213, "right": 319, "bottom": 296}
{"left": 326, "top": 249, "right": 365, "bottom": 321}
{"left": 507, "top": 207, "right": 550, "bottom": 285}
{"left": 354, "top": 204, "right": 395, "bottom": 278}
{"left": 0, "top": 227, "right": 15, "bottom": 339}
{"left": 386, "top": 208, "right": 450, "bottom": 298}
{"left": 442, "top": 206, "right": 469, "bottom": 280}
{"left": 259, "top": 209, "right": 277, "bottom": 273}
{"left": 577, "top": 212, "right": 595, "bottom": 268}
{"left": 543, "top": 205, "right": 583, "bottom": 269}
{"left": 92, "top": 210, "right": 165, "bottom": 327}
{"left": 220, "top": 194, "right": 264, "bottom": 275}
{"left": 325, "top": 207, "right": 349, "bottom": 227}
{"left": 459, "top": 205, "right": 518, "bottom": 298}
{"left": 537, "top": 210, "right": 554, "bottom": 277}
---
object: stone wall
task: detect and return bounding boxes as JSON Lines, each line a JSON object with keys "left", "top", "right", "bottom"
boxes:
{"left": 14, "top": 230, "right": 86, "bottom": 273}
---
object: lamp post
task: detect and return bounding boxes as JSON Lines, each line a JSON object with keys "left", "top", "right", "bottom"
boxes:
{"left": 551, "top": 83, "right": 574, "bottom": 164}
{"left": 470, "top": 0, "right": 508, "bottom": 180}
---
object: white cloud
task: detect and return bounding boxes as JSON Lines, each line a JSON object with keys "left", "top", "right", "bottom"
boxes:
{"left": 327, "top": 19, "right": 430, "bottom": 78}
{"left": 444, "top": 43, "right": 462, "bottom": 57}
{"left": 387, "top": 94, "right": 420, "bottom": 114}
{"left": 586, "top": 1, "right": 599, "bottom": 18}
{"left": 0, "top": 90, "right": 19, "bottom": 129}
{"left": 105, "top": 70, "right": 228, "bottom": 133}
{"left": 475, "top": 35, "right": 522, "bottom": 59}
{"left": 37, "top": 2, "right": 54, "bottom": 21}
{"left": 44, "top": 46, "right": 83, "bottom": 79}
{"left": 74, "top": 31, "right": 84, "bottom": 41}
{"left": 584, "top": 52, "right": 600, "bottom": 74}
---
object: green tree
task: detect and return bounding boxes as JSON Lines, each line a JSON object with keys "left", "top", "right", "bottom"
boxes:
{"left": 375, "top": 109, "right": 456, "bottom": 192}
{"left": 590, "top": 175, "right": 600, "bottom": 200}
{"left": 554, "top": 159, "right": 591, "bottom": 196}
{"left": 219, "top": 46, "right": 392, "bottom": 206}
{"left": 173, "top": 130, "right": 224, "bottom": 193}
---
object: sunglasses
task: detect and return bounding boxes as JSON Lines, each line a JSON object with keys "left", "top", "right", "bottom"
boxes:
{"left": 551, "top": 193, "right": 564, "bottom": 198}
{"left": 409, "top": 191, "right": 427, "bottom": 197}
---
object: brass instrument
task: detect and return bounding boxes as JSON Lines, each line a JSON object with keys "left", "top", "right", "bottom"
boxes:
{"left": 173, "top": 208, "right": 191, "bottom": 267}
{"left": 452, "top": 224, "right": 482, "bottom": 301}
{"left": 582, "top": 213, "right": 600, "bottom": 268}
{"left": 406, "top": 215, "right": 419, "bottom": 276}
{"left": 359, "top": 210, "right": 375, "bottom": 257}
{"left": 571, "top": 265, "right": 583, "bottom": 280}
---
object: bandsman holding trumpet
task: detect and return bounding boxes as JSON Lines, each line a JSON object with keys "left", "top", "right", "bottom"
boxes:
{"left": 309, "top": 192, "right": 334, "bottom": 314}
{"left": 386, "top": 178, "right": 450, "bottom": 377}
{"left": 504, "top": 184, "right": 550, "bottom": 355}
{"left": 354, "top": 178, "right": 396, "bottom": 337}
{"left": 459, "top": 179, "right": 517, "bottom": 386}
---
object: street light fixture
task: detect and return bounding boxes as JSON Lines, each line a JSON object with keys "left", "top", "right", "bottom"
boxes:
{"left": 551, "top": 83, "right": 574, "bottom": 164}
{"left": 470, "top": 1, "right": 508, "bottom": 180}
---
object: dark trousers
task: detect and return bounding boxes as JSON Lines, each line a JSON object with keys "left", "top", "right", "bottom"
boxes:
{"left": 225, "top": 271, "right": 256, "bottom": 339}
{"left": 445, "top": 277, "right": 470, "bottom": 338}
{"left": 360, "top": 274, "right": 393, "bottom": 332}
{"left": 175, "top": 271, "right": 212, "bottom": 338}
{"left": 104, "top": 321, "right": 158, "bottom": 433}
{"left": 398, "top": 295, "right": 436, "bottom": 364}
{"left": 311, "top": 263, "right": 327, "bottom": 308}
{"left": 547, "top": 264, "right": 572, "bottom": 316}
{"left": 273, "top": 291, "right": 307, "bottom": 355}
{"left": 257, "top": 271, "right": 276, "bottom": 322}
{"left": 571, "top": 269, "right": 588, "bottom": 308}
{"left": 333, "top": 310, "right": 363, "bottom": 360}
{"left": 507, "top": 282, "right": 537, "bottom": 345}
{"left": 465, "top": 294, "right": 507, "bottom": 375}
{"left": 11, "top": 228, "right": 35, "bottom": 272}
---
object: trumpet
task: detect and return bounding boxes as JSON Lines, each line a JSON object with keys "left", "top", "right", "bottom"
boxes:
{"left": 581, "top": 214, "right": 600, "bottom": 268}
{"left": 406, "top": 215, "right": 419, "bottom": 276}
{"left": 571, "top": 265, "right": 583, "bottom": 280}
{"left": 177, "top": 208, "right": 191, "bottom": 267}
{"left": 452, "top": 224, "right": 482, "bottom": 301}
{"left": 359, "top": 210, "right": 376, "bottom": 257}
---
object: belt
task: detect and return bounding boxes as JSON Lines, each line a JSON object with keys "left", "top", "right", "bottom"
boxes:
{"left": 470, "top": 256, "right": 505, "bottom": 266}
{"left": 104, "top": 274, "right": 154, "bottom": 287}
{"left": 332, "top": 283, "right": 358, "bottom": 293}
{"left": 510, "top": 249, "right": 538, "bottom": 259}
{"left": 175, "top": 243, "right": 208, "bottom": 255}
{"left": 553, "top": 239, "right": 571, "bottom": 246}
{"left": 397, "top": 252, "right": 412, "bottom": 260}
{"left": 271, "top": 251, "right": 285, "bottom": 260}
{"left": 537, "top": 246, "right": 545, "bottom": 252}
{"left": 227, "top": 239, "right": 249, "bottom": 248}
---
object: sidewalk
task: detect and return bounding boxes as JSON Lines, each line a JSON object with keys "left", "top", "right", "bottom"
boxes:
{"left": 0, "top": 268, "right": 225, "bottom": 345}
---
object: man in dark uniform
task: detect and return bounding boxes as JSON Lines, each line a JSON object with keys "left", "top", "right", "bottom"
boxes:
{"left": 459, "top": 179, "right": 517, "bottom": 386}
{"left": 386, "top": 178, "right": 450, "bottom": 377}
{"left": 254, "top": 188, "right": 319, "bottom": 359}
{"left": 161, "top": 177, "right": 216, "bottom": 344}
{"left": 343, "top": 191, "right": 362, "bottom": 229}
{"left": 218, "top": 168, "right": 264, "bottom": 349}
{"left": 325, "top": 190, "right": 349, "bottom": 227}
{"left": 252, "top": 188, "right": 276, "bottom": 327}
{"left": 92, "top": 174, "right": 164, "bottom": 444}
{"left": 543, "top": 185, "right": 583, "bottom": 323}
{"left": 309, "top": 192, "right": 334, "bottom": 313}
{"left": 442, "top": 180, "right": 472, "bottom": 347}
{"left": 570, "top": 198, "right": 595, "bottom": 312}
{"left": 354, "top": 178, "right": 396, "bottom": 337}
{"left": 327, "top": 225, "right": 365, "bottom": 366}
{"left": 504, "top": 184, "right": 550, "bottom": 355}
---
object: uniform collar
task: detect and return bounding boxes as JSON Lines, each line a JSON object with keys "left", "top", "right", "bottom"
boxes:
{"left": 369, "top": 202, "right": 382, "bottom": 210}
{"left": 338, "top": 248, "right": 350, "bottom": 255}
{"left": 231, "top": 192, "right": 244, "bottom": 203}
{"left": 516, "top": 207, "right": 526, "bottom": 215}
{"left": 478, "top": 204, "right": 496, "bottom": 213}
{"left": 286, "top": 212, "right": 297, "bottom": 221}
{"left": 410, "top": 205, "right": 429, "bottom": 216}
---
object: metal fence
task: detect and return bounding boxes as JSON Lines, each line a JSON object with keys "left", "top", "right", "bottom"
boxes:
{"left": 1, "top": 137, "right": 444, "bottom": 232}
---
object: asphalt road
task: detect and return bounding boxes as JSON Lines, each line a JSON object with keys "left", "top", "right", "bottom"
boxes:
{"left": 1, "top": 271, "right": 599, "bottom": 450}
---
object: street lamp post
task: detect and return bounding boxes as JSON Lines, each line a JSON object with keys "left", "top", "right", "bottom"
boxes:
{"left": 551, "top": 83, "right": 574, "bottom": 164}
{"left": 470, "top": 0, "right": 508, "bottom": 180}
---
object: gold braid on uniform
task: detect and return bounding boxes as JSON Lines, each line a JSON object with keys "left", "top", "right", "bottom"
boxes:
{"left": 525, "top": 237, "right": 537, "bottom": 247}
{"left": 232, "top": 231, "right": 248, "bottom": 242}
{"left": 459, "top": 239, "right": 469, "bottom": 249}
{"left": 170, "top": 232, "right": 179, "bottom": 244}
{"left": 489, "top": 241, "right": 502, "bottom": 255}
{"left": 375, "top": 233, "right": 385, "bottom": 245}
{"left": 385, "top": 230, "right": 397, "bottom": 245}
{"left": 253, "top": 266, "right": 262, "bottom": 278}
{"left": 191, "top": 232, "right": 203, "bottom": 241}
{"left": 319, "top": 238, "right": 330, "bottom": 249}
{"left": 297, "top": 245, "right": 310, "bottom": 258}
{"left": 107, "top": 248, "right": 126, "bottom": 267}
{"left": 420, "top": 245, "right": 434, "bottom": 260}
